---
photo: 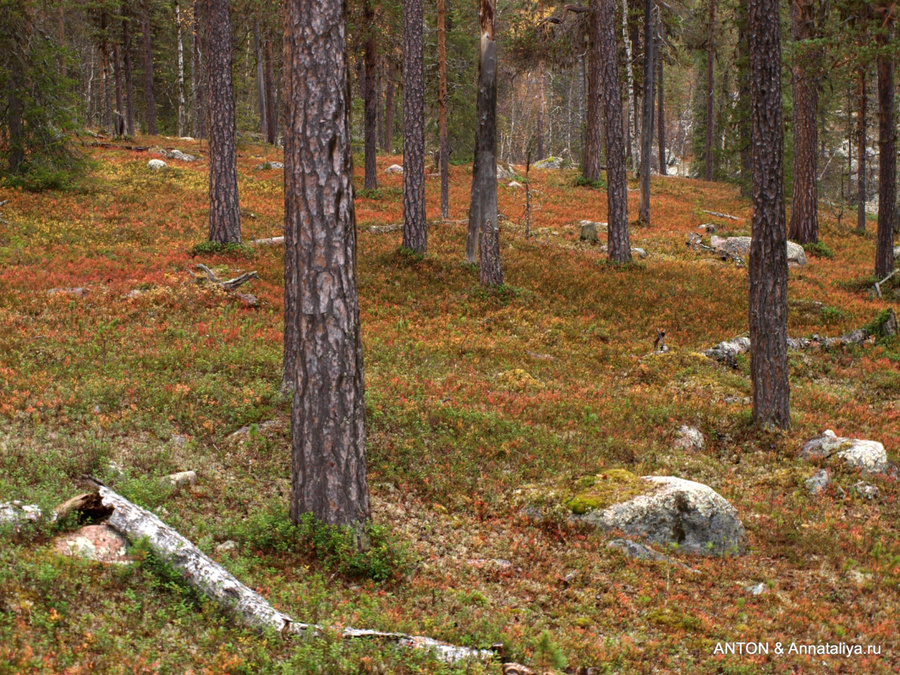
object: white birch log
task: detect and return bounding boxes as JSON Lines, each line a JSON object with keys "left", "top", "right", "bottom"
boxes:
{"left": 91, "top": 482, "right": 492, "bottom": 663}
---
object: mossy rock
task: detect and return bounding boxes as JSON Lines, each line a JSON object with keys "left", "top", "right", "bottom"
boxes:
{"left": 568, "top": 469, "right": 648, "bottom": 515}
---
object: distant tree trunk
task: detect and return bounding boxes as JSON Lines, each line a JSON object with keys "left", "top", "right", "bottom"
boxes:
{"left": 58, "top": 6, "right": 66, "bottom": 78}
{"left": 748, "top": 0, "right": 790, "bottom": 429}
{"left": 7, "top": 65, "right": 25, "bottom": 175}
{"left": 141, "top": 0, "right": 157, "bottom": 135}
{"left": 737, "top": 0, "right": 751, "bottom": 197}
{"left": 622, "top": 0, "right": 637, "bottom": 171}
{"left": 283, "top": 0, "right": 370, "bottom": 527}
{"left": 704, "top": 0, "right": 716, "bottom": 181}
{"left": 598, "top": 0, "right": 631, "bottom": 263}
{"left": 638, "top": 0, "right": 655, "bottom": 224}
{"left": 383, "top": 60, "right": 395, "bottom": 153}
{"left": 471, "top": 0, "right": 502, "bottom": 284}
{"left": 100, "top": 11, "right": 113, "bottom": 133}
{"left": 363, "top": 0, "right": 378, "bottom": 190}
{"left": 657, "top": 49, "right": 666, "bottom": 175}
{"left": 122, "top": 2, "right": 136, "bottom": 136}
{"left": 402, "top": 0, "right": 426, "bottom": 252}
{"left": 788, "top": 0, "right": 819, "bottom": 244}
{"left": 191, "top": 0, "right": 206, "bottom": 139}
{"left": 875, "top": 9, "right": 895, "bottom": 279}
{"left": 264, "top": 38, "right": 276, "bottom": 144}
{"left": 856, "top": 66, "right": 867, "bottom": 232}
{"left": 437, "top": 0, "right": 449, "bottom": 219}
{"left": 176, "top": 1, "right": 187, "bottom": 137}
{"left": 205, "top": 0, "right": 240, "bottom": 244}
{"left": 536, "top": 60, "right": 545, "bottom": 159}
{"left": 254, "top": 17, "right": 267, "bottom": 139}
{"left": 583, "top": 1, "right": 603, "bottom": 181}
{"left": 113, "top": 42, "right": 124, "bottom": 129}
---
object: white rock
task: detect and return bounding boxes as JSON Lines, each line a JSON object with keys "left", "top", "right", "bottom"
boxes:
{"left": 710, "top": 236, "right": 807, "bottom": 267}
{"left": 673, "top": 426, "right": 705, "bottom": 453}
{"left": 385, "top": 164, "right": 404, "bottom": 174}
{"left": 632, "top": 247, "right": 647, "bottom": 259}
{"left": 216, "top": 540, "right": 238, "bottom": 553}
{"left": 166, "top": 470, "right": 197, "bottom": 489}
{"left": 804, "top": 469, "right": 831, "bottom": 494}
{"left": 746, "top": 582, "right": 767, "bottom": 596}
{"left": 532, "top": 157, "right": 564, "bottom": 170}
{"left": 147, "top": 159, "right": 167, "bottom": 170}
{"left": 799, "top": 430, "right": 891, "bottom": 475}
{"left": 851, "top": 481, "right": 879, "bottom": 500}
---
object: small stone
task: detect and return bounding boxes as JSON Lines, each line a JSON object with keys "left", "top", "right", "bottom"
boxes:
{"left": 54, "top": 524, "right": 132, "bottom": 564}
{"left": 237, "top": 293, "right": 259, "bottom": 307}
{"left": 746, "top": 582, "right": 767, "bottom": 596}
{"left": 631, "top": 247, "right": 647, "bottom": 259}
{"left": 579, "top": 221, "right": 599, "bottom": 243}
{"left": 851, "top": 481, "right": 879, "bottom": 500}
{"left": 673, "top": 426, "right": 705, "bottom": 453}
{"left": 147, "top": 159, "right": 167, "bottom": 170}
{"left": 124, "top": 289, "right": 144, "bottom": 299}
{"left": 698, "top": 223, "right": 717, "bottom": 234}
{"left": 385, "top": 164, "right": 403, "bottom": 174}
{"left": 166, "top": 470, "right": 197, "bottom": 489}
{"left": 172, "top": 434, "right": 188, "bottom": 446}
{"left": 804, "top": 469, "right": 831, "bottom": 495}
{"left": 216, "top": 540, "right": 237, "bottom": 553}
{"left": 606, "top": 538, "right": 699, "bottom": 573}
{"left": 107, "top": 461, "right": 125, "bottom": 479}
{"left": 47, "top": 287, "right": 89, "bottom": 297}
{"left": 507, "top": 181, "right": 523, "bottom": 189}
{"left": 167, "top": 149, "right": 196, "bottom": 162}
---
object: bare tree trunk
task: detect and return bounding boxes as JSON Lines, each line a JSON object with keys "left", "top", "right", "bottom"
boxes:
{"left": 205, "top": 0, "right": 240, "bottom": 244}
{"left": 748, "top": 0, "right": 790, "bottom": 429}
{"left": 622, "top": 0, "right": 637, "bottom": 171}
{"left": 657, "top": 47, "right": 666, "bottom": 175}
{"left": 58, "top": 6, "right": 66, "bottom": 78}
{"left": 704, "top": 0, "right": 716, "bottom": 181}
{"left": 788, "top": 0, "right": 819, "bottom": 244}
{"left": 191, "top": 0, "right": 206, "bottom": 139}
{"left": 363, "top": 0, "right": 378, "bottom": 190}
{"left": 176, "top": 1, "right": 187, "bottom": 138}
{"left": 737, "top": 0, "right": 751, "bottom": 197}
{"left": 264, "top": 38, "right": 276, "bottom": 144}
{"left": 100, "top": 11, "right": 113, "bottom": 133}
{"left": 122, "top": 2, "right": 136, "bottom": 136}
{"left": 598, "top": 0, "right": 632, "bottom": 263}
{"left": 638, "top": 0, "right": 655, "bottom": 224}
{"left": 583, "top": 2, "right": 604, "bottom": 181}
{"left": 471, "top": 0, "right": 502, "bottom": 284}
{"left": 875, "top": 9, "right": 895, "bottom": 279}
{"left": 383, "top": 60, "right": 395, "bottom": 153}
{"left": 283, "top": 0, "right": 370, "bottom": 527}
{"left": 113, "top": 41, "right": 125, "bottom": 134}
{"left": 856, "top": 66, "right": 867, "bottom": 232}
{"left": 438, "top": 0, "right": 450, "bottom": 219}
{"left": 402, "top": 0, "right": 426, "bottom": 252}
{"left": 141, "top": 0, "right": 157, "bottom": 135}
{"left": 254, "top": 17, "right": 267, "bottom": 140}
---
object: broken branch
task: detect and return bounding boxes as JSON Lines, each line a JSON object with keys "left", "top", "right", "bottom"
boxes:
{"left": 700, "top": 209, "right": 740, "bottom": 221}
{"left": 193, "top": 264, "right": 259, "bottom": 291}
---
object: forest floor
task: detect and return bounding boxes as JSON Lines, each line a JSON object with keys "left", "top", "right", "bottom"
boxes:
{"left": 0, "top": 136, "right": 898, "bottom": 674}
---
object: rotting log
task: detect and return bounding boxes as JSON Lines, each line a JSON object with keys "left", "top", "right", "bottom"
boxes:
{"left": 700, "top": 209, "right": 740, "bottom": 220}
{"left": 83, "top": 479, "right": 493, "bottom": 663}
{"left": 248, "top": 236, "right": 284, "bottom": 246}
{"left": 192, "top": 264, "right": 258, "bottom": 291}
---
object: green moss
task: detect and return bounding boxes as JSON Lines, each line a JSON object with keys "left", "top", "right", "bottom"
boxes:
{"left": 568, "top": 469, "right": 646, "bottom": 515}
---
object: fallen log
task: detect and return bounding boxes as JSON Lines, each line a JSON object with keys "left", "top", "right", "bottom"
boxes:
{"left": 82, "top": 479, "right": 492, "bottom": 664}
{"left": 700, "top": 209, "right": 741, "bottom": 221}
{"left": 192, "top": 264, "right": 258, "bottom": 291}
{"left": 248, "top": 236, "right": 284, "bottom": 246}
{"left": 873, "top": 270, "right": 898, "bottom": 299}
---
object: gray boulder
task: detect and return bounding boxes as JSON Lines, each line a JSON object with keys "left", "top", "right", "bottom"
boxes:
{"left": 799, "top": 430, "right": 891, "bottom": 475}
{"left": 385, "top": 164, "right": 403, "bottom": 174}
{"left": 579, "top": 221, "right": 601, "bottom": 243}
{"left": 147, "top": 159, "right": 167, "bottom": 170}
{"left": 532, "top": 156, "right": 564, "bottom": 170}
{"left": 673, "top": 425, "right": 705, "bottom": 453}
{"left": 804, "top": 469, "right": 831, "bottom": 495}
{"left": 496, "top": 163, "right": 516, "bottom": 181}
{"left": 710, "top": 236, "right": 807, "bottom": 267}
{"left": 0, "top": 501, "right": 43, "bottom": 527}
{"left": 573, "top": 475, "right": 747, "bottom": 556}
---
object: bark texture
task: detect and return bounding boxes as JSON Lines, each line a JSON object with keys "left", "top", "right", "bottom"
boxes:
{"left": 402, "top": 0, "right": 426, "bottom": 253}
{"left": 467, "top": 0, "right": 499, "bottom": 268}
{"left": 254, "top": 18, "right": 268, "bottom": 139}
{"left": 283, "top": 0, "right": 370, "bottom": 526}
{"left": 122, "top": 2, "right": 136, "bottom": 136}
{"left": 264, "top": 38, "right": 277, "bottom": 144}
{"left": 583, "top": 1, "right": 604, "bottom": 182}
{"left": 748, "top": 0, "right": 790, "bottom": 429}
{"left": 598, "top": 0, "right": 631, "bottom": 263}
{"left": 191, "top": 0, "right": 206, "bottom": 139}
{"left": 438, "top": 0, "right": 449, "bottom": 220}
{"left": 363, "top": 0, "right": 378, "bottom": 190}
{"left": 657, "top": 50, "right": 666, "bottom": 175}
{"left": 141, "top": 0, "right": 157, "bottom": 135}
{"left": 383, "top": 60, "right": 395, "bottom": 153}
{"left": 704, "top": 0, "right": 716, "bottom": 181}
{"left": 856, "top": 67, "right": 867, "bottom": 233}
{"left": 205, "top": 0, "right": 240, "bottom": 244}
{"left": 788, "top": 0, "right": 819, "bottom": 244}
{"left": 875, "top": 8, "right": 895, "bottom": 278}
{"left": 638, "top": 0, "right": 655, "bottom": 224}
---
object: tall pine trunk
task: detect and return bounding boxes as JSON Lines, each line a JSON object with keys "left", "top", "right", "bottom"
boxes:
{"left": 704, "top": 0, "right": 716, "bottom": 181}
{"left": 583, "top": 2, "right": 603, "bottom": 182}
{"left": 264, "top": 38, "right": 277, "bottom": 144}
{"left": 657, "top": 47, "right": 666, "bottom": 175}
{"left": 875, "top": 9, "right": 895, "bottom": 279}
{"left": 205, "top": 0, "right": 240, "bottom": 244}
{"left": 122, "top": 2, "right": 136, "bottom": 136}
{"left": 598, "top": 0, "right": 631, "bottom": 263}
{"left": 788, "top": 0, "right": 819, "bottom": 244}
{"left": 748, "top": 0, "right": 790, "bottom": 429}
{"left": 383, "top": 60, "right": 395, "bottom": 153}
{"left": 622, "top": 0, "right": 637, "bottom": 171}
{"left": 402, "top": 0, "right": 426, "bottom": 252}
{"left": 437, "top": 0, "right": 449, "bottom": 220}
{"left": 141, "top": 0, "right": 156, "bottom": 135}
{"left": 283, "top": 0, "right": 370, "bottom": 528}
{"left": 254, "top": 18, "right": 267, "bottom": 140}
{"left": 856, "top": 67, "right": 867, "bottom": 233}
{"left": 363, "top": 0, "right": 378, "bottom": 190}
{"left": 737, "top": 0, "right": 751, "bottom": 197}
{"left": 176, "top": 1, "right": 187, "bottom": 137}
{"left": 191, "top": 0, "right": 206, "bottom": 139}
{"left": 638, "top": 0, "right": 655, "bottom": 224}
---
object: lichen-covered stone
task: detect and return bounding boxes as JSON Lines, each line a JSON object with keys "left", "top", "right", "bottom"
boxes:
{"left": 673, "top": 426, "right": 705, "bottom": 452}
{"left": 799, "top": 430, "right": 890, "bottom": 475}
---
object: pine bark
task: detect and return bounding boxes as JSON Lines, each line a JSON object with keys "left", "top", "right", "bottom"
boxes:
{"left": 748, "top": 0, "right": 790, "bottom": 429}
{"left": 788, "top": 0, "right": 819, "bottom": 244}
{"left": 704, "top": 0, "right": 716, "bottom": 181}
{"left": 638, "top": 0, "right": 655, "bottom": 224}
{"left": 598, "top": 0, "right": 631, "bottom": 263}
{"left": 622, "top": 0, "right": 637, "bottom": 171}
{"left": 657, "top": 49, "right": 665, "bottom": 175}
{"left": 191, "top": 0, "right": 206, "bottom": 139}
{"left": 383, "top": 60, "right": 395, "bottom": 153}
{"left": 402, "top": 0, "right": 426, "bottom": 253}
{"left": 583, "top": 2, "right": 604, "bottom": 182}
{"left": 176, "top": 1, "right": 187, "bottom": 137}
{"left": 264, "top": 38, "right": 277, "bottom": 144}
{"left": 536, "top": 59, "right": 545, "bottom": 159}
{"left": 122, "top": 2, "right": 136, "bottom": 136}
{"left": 113, "top": 42, "right": 124, "bottom": 133}
{"left": 737, "top": 0, "right": 751, "bottom": 197}
{"left": 283, "top": 0, "right": 370, "bottom": 526}
{"left": 856, "top": 67, "right": 867, "bottom": 232}
{"left": 205, "top": 0, "right": 240, "bottom": 244}
{"left": 254, "top": 18, "right": 267, "bottom": 140}
{"left": 875, "top": 10, "right": 895, "bottom": 279}
{"left": 141, "top": 0, "right": 157, "bottom": 135}
{"left": 437, "top": 0, "right": 449, "bottom": 220}
{"left": 363, "top": 0, "right": 378, "bottom": 190}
